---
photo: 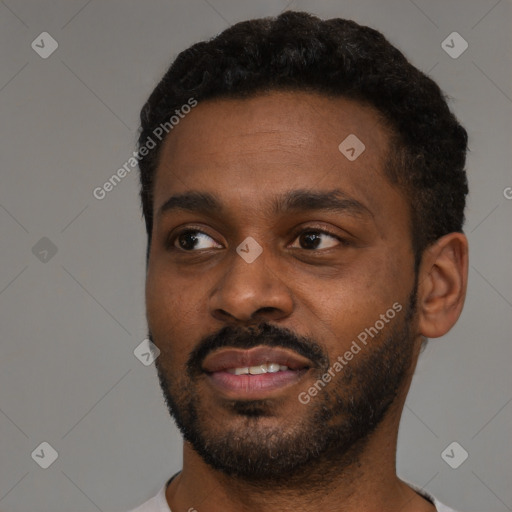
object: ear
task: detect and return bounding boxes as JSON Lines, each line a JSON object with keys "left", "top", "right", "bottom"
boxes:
{"left": 417, "top": 232, "right": 469, "bottom": 338}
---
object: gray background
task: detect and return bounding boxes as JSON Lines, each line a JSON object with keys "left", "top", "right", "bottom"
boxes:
{"left": 0, "top": 0, "right": 511, "bottom": 511}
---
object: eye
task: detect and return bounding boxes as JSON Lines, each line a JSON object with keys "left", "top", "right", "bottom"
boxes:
{"left": 290, "top": 229, "right": 345, "bottom": 250}
{"left": 168, "top": 227, "right": 348, "bottom": 252}
{"left": 171, "top": 229, "right": 222, "bottom": 251}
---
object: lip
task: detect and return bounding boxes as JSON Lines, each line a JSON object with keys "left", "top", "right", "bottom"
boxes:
{"left": 202, "top": 346, "right": 312, "bottom": 373}
{"left": 207, "top": 369, "right": 309, "bottom": 398}
{"left": 202, "top": 346, "right": 313, "bottom": 399}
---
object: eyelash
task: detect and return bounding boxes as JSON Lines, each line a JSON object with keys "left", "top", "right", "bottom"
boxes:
{"left": 166, "top": 227, "right": 350, "bottom": 252}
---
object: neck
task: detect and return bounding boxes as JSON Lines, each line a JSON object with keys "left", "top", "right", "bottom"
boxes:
{"left": 165, "top": 400, "right": 435, "bottom": 512}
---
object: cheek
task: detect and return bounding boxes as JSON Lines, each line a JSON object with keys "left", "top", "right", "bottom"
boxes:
{"left": 145, "top": 265, "right": 200, "bottom": 354}
{"left": 300, "top": 252, "right": 409, "bottom": 349}
{"left": 146, "top": 267, "right": 172, "bottom": 328}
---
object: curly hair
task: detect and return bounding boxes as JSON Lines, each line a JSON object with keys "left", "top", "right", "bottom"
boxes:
{"left": 138, "top": 10, "right": 468, "bottom": 268}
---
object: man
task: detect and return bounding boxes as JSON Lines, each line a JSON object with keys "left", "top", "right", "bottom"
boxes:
{"left": 129, "top": 10, "right": 468, "bottom": 512}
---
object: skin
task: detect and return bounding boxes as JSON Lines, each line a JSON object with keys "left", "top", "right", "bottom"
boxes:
{"left": 145, "top": 91, "right": 468, "bottom": 512}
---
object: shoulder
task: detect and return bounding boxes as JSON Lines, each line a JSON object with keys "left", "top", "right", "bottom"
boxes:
{"left": 125, "top": 483, "right": 171, "bottom": 512}
{"left": 404, "top": 479, "right": 462, "bottom": 512}
{"left": 433, "top": 500, "right": 462, "bottom": 512}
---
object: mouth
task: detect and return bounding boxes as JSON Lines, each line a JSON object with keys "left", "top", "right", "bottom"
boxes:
{"left": 201, "top": 346, "right": 312, "bottom": 399}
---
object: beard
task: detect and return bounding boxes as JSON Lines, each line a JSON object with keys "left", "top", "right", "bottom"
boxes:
{"left": 151, "top": 286, "right": 417, "bottom": 486}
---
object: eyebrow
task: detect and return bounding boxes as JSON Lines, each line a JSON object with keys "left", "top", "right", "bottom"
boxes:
{"left": 157, "top": 189, "right": 373, "bottom": 220}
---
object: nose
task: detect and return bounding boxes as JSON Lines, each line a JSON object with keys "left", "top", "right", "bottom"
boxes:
{"left": 209, "top": 244, "right": 294, "bottom": 325}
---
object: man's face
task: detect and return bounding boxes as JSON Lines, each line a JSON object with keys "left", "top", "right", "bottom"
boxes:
{"left": 145, "top": 91, "right": 420, "bottom": 481}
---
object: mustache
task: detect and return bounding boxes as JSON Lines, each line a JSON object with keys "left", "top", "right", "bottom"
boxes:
{"left": 185, "top": 323, "right": 329, "bottom": 377}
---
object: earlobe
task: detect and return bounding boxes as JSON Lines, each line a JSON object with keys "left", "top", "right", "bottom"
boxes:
{"left": 417, "top": 232, "right": 469, "bottom": 339}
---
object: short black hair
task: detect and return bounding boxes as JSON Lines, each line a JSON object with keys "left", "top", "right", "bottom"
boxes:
{"left": 138, "top": 10, "right": 468, "bottom": 268}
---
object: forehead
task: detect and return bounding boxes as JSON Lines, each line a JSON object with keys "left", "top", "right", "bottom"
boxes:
{"left": 152, "top": 91, "right": 402, "bottom": 221}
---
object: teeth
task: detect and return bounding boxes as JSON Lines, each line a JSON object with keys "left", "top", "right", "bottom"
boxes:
{"left": 249, "top": 364, "right": 267, "bottom": 375}
{"left": 226, "top": 363, "right": 289, "bottom": 375}
{"left": 267, "top": 363, "right": 280, "bottom": 373}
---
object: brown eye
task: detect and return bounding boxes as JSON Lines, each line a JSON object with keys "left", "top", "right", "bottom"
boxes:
{"left": 290, "top": 230, "right": 345, "bottom": 250}
{"left": 172, "top": 230, "right": 222, "bottom": 251}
